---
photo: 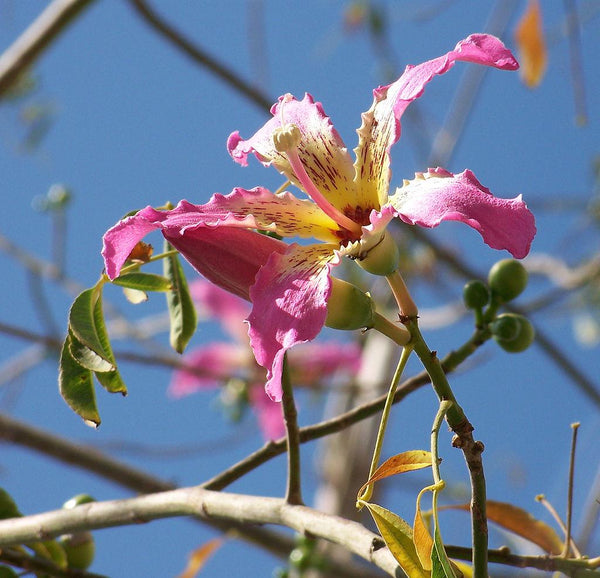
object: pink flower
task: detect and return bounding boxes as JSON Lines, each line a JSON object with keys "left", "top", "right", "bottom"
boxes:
{"left": 169, "top": 281, "right": 361, "bottom": 440}
{"left": 102, "top": 34, "right": 535, "bottom": 402}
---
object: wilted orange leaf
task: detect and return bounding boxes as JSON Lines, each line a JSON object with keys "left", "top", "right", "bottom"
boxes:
{"left": 515, "top": 0, "right": 547, "bottom": 87}
{"left": 357, "top": 450, "right": 433, "bottom": 497}
{"left": 177, "top": 538, "right": 224, "bottom": 578}
{"left": 413, "top": 487, "right": 433, "bottom": 571}
{"left": 448, "top": 500, "right": 563, "bottom": 554}
{"left": 361, "top": 502, "right": 429, "bottom": 578}
{"left": 127, "top": 241, "right": 154, "bottom": 264}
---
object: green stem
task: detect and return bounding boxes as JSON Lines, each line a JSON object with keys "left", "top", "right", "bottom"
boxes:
{"left": 372, "top": 312, "right": 411, "bottom": 346}
{"left": 280, "top": 356, "right": 303, "bottom": 505}
{"left": 356, "top": 345, "right": 413, "bottom": 507}
{"left": 408, "top": 319, "right": 488, "bottom": 578}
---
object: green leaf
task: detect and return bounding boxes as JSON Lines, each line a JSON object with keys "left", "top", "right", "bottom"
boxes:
{"left": 0, "top": 566, "right": 18, "bottom": 578}
{"left": 68, "top": 333, "right": 113, "bottom": 373}
{"left": 111, "top": 272, "right": 172, "bottom": 292}
{"left": 0, "top": 487, "right": 22, "bottom": 519}
{"left": 164, "top": 241, "right": 197, "bottom": 354}
{"left": 27, "top": 541, "right": 68, "bottom": 570}
{"left": 360, "top": 502, "right": 428, "bottom": 578}
{"left": 68, "top": 288, "right": 114, "bottom": 371}
{"left": 59, "top": 335, "right": 100, "bottom": 427}
{"left": 123, "top": 287, "right": 149, "bottom": 304}
{"left": 92, "top": 292, "right": 127, "bottom": 395}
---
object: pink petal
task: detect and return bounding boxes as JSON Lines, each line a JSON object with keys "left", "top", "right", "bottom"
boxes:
{"left": 189, "top": 280, "right": 250, "bottom": 342}
{"left": 168, "top": 343, "right": 248, "bottom": 397}
{"left": 249, "top": 386, "right": 285, "bottom": 440}
{"left": 355, "top": 34, "right": 519, "bottom": 208}
{"left": 102, "top": 200, "right": 289, "bottom": 299}
{"left": 288, "top": 341, "right": 362, "bottom": 385}
{"left": 389, "top": 168, "right": 536, "bottom": 258}
{"left": 247, "top": 243, "right": 339, "bottom": 401}
{"left": 228, "top": 94, "right": 363, "bottom": 214}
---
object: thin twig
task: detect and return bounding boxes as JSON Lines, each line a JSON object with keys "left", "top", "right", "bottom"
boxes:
{"left": 281, "top": 357, "right": 303, "bottom": 505}
{"left": 0, "top": 0, "right": 96, "bottom": 98}
{"left": 127, "top": 0, "right": 272, "bottom": 112}
{"left": 563, "top": 422, "right": 581, "bottom": 558}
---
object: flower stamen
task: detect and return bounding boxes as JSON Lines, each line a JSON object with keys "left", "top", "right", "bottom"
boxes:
{"left": 273, "top": 124, "right": 363, "bottom": 237}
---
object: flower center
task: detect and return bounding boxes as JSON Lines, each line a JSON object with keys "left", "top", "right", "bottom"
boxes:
{"left": 272, "top": 123, "right": 363, "bottom": 238}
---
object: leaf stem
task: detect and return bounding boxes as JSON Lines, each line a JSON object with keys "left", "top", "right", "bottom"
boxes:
{"left": 356, "top": 345, "right": 413, "bottom": 507}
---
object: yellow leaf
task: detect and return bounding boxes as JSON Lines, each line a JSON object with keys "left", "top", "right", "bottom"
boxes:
{"left": 447, "top": 500, "right": 563, "bottom": 554}
{"left": 357, "top": 450, "right": 433, "bottom": 498}
{"left": 514, "top": 0, "right": 547, "bottom": 88}
{"left": 413, "top": 487, "right": 434, "bottom": 571}
{"left": 177, "top": 538, "right": 224, "bottom": 578}
{"left": 361, "top": 501, "right": 430, "bottom": 578}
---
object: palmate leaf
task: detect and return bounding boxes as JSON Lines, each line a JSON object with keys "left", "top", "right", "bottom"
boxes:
{"left": 360, "top": 501, "right": 429, "bottom": 578}
{"left": 59, "top": 335, "right": 100, "bottom": 427}
{"left": 164, "top": 240, "right": 197, "bottom": 354}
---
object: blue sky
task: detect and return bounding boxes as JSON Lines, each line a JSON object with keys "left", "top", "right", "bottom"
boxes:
{"left": 1, "top": 2, "right": 599, "bottom": 576}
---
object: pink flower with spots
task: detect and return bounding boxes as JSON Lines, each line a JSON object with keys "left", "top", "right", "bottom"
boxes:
{"left": 169, "top": 280, "right": 361, "bottom": 440}
{"left": 102, "top": 34, "right": 535, "bottom": 402}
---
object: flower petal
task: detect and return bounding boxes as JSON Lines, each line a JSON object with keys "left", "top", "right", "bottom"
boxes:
{"left": 247, "top": 243, "right": 339, "bottom": 401}
{"left": 355, "top": 34, "right": 519, "bottom": 208}
{"left": 168, "top": 343, "right": 248, "bottom": 397}
{"left": 288, "top": 341, "right": 362, "bottom": 385}
{"left": 249, "top": 386, "right": 285, "bottom": 440}
{"left": 389, "top": 168, "right": 536, "bottom": 258}
{"left": 189, "top": 280, "right": 250, "bottom": 342}
{"left": 165, "top": 227, "right": 287, "bottom": 301}
{"left": 228, "top": 94, "right": 359, "bottom": 214}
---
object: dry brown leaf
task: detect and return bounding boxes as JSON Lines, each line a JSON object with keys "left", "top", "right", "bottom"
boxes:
{"left": 448, "top": 500, "right": 563, "bottom": 554}
{"left": 177, "top": 538, "right": 225, "bottom": 578}
{"left": 515, "top": 0, "right": 547, "bottom": 88}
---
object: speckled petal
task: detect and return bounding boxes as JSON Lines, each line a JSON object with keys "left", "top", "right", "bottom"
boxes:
{"left": 389, "top": 168, "right": 536, "bottom": 258}
{"left": 228, "top": 94, "right": 359, "bottom": 214}
{"left": 247, "top": 243, "right": 340, "bottom": 401}
{"left": 354, "top": 34, "right": 519, "bottom": 208}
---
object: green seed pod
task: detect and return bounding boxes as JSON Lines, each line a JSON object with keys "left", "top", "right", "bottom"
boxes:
{"left": 488, "top": 259, "right": 528, "bottom": 303}
{"left": 356, "top": 231, "right": 400, "bottom": 276}
{"left": 462, "top": 280, "right": 490, "bottom": 310}
{"left": 491, "top": 313, "right": 535, "bottom": 353}
{"left": 62, "top": 494, "right": 95, "bottom": 510}
{"left": 325, "top": 278, "right": 376, "bottom": 330}
{"left": 60, "top": 532, "right": 95, "bottom": 570}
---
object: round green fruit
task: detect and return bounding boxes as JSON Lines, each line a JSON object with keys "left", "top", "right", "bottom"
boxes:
{"left": 488, "top": 259, "right": 528, "bottom": 303}
{"left": 60, "top": 532, "right": 95, "bottom": 570}
{"left": 462, "top": 280, "right": 490, "bottom": 310}
{"left": 491, "top": 313, "right": 535, "bottom": 353}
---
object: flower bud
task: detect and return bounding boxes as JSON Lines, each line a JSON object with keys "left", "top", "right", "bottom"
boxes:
{"left": 357, "top": 231, "right": 400, "bottom": 276}
{"left": 463, "top": 280, "right": 490, "bottom": 310}
{"left": 488, "top": 259, "right": 528, "bottom": 303}
{"left": 325, "top": 278, "right": 375, "bottom": 330}
{"left": 491, "top": 313, "right": 535, "bottom": 353}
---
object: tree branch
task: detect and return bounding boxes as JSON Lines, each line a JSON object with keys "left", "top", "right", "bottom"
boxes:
{"left": 0, "top": 488, "right": 400, "bottom": 576}
{"left": 0, "top": 0, "right": 95, "bottom": 98}
{"left": 126, "top": 0, "right": 272, "bottom": 112}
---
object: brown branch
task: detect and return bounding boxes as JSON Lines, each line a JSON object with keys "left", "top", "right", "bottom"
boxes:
{"left": 0, "top": 0, "right": 96, "bottom": 98}
{"left": 127, "top": 0, "right": 273, "bottom": 112}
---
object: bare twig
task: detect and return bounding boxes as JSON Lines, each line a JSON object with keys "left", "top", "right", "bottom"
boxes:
{"left": 127, "top": 0, "right": 272, "bottom": 112}
{"left": 0, "top": 0, "right": 95, "bottom": 98}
